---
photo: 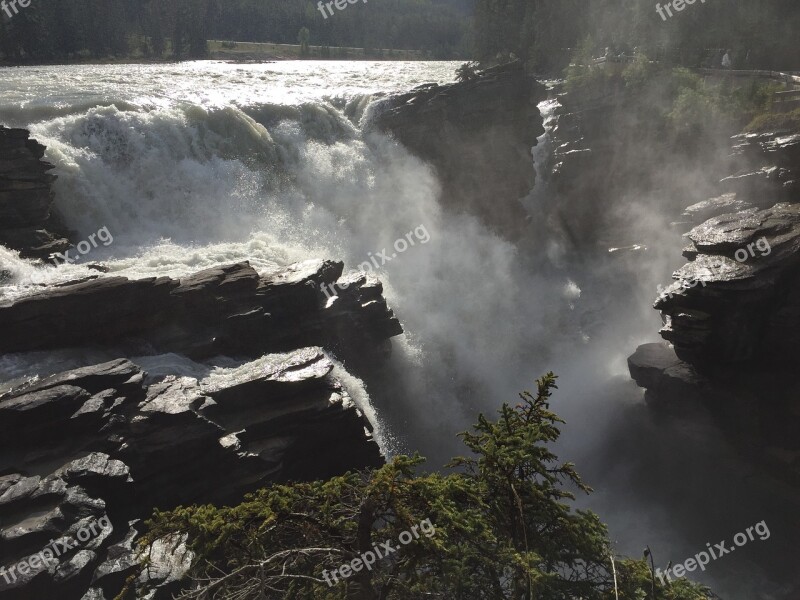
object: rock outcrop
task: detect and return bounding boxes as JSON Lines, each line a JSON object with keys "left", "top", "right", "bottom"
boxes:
{"left": 0, "top": 254, "right": 402, "bottom": 599}
{"left": 0, "top": 351, "right": 383, "bottom": 599}
{"left": 0, "top": 127, "right": 72, "bottom": 260}
{"left": 0, "top": 260, "right": 403, "bottom": 366}
{"left": 629, "top": 128, "right": 800, "bottom": 488}
{"left": 370, "top": 61, "right": 546, "bottom": 237}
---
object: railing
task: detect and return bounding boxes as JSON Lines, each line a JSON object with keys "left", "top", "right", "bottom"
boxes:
{"left": 697, "top": 68, "right": 800, "bottom": 86}
{"left": 772, "top": 89, "right": 800, "bottom": 112}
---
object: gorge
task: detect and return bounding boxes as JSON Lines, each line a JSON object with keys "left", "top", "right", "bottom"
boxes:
{"left": 0, "top": 59, "right": 798, "bottom": 599}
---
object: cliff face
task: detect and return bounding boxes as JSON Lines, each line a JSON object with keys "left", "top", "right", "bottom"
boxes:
{"left": 370, "top": 61, "right": 547, "bottom": 237}
{"left": 629, "top": 130, "right": 800, "bottom": 487}
{"left": 0, "top": 126, "right": 72, "bottom": 260}
{"left": 0, "top": 126, "right": 405, "bottom": 598}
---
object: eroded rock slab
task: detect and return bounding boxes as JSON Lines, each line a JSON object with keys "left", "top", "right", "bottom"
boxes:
{"left": 0, "top": 350, "right": 382, "bottom": 599}
{"left": 0, "top": 260, "right": 403, "bottom": 366}
{"left": 655, "top": 203, "right": 800, "bottom": 364}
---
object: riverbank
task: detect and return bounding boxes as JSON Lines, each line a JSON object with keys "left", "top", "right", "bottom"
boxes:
{"left": 0, "top": 40, "right": 435, "bottom": 68}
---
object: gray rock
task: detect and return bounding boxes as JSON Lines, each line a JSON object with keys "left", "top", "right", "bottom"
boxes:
{"left": 0, "top": 350, "right": 383, "bottom": 599}
{"left": 682, "top": 193, "right": 754, "bottom": 224}
{"left": 0, "top": 127, "right": 72, "bottom": 259}
{"left": 371, "top": 61, "right": 546, "bottom": 238}
{"left": 0, "top": 261, "right": 402, "bottom": 369}
{"left": 655, "top": 203, "right": 800, "bottom": 364}
{"left": 632, "top": 124, "right": 800, "bottom": 505}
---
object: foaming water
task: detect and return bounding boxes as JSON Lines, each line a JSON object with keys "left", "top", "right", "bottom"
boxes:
{"left": 0, "top": 61, "right": 794, "bottom": 599}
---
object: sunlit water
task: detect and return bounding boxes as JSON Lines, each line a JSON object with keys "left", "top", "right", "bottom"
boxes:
{"left": 0, "top": 60, "right": 795, "bottom": 599}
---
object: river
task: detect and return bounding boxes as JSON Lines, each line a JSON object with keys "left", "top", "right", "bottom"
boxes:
{"left": 0, "top": 60, "right": 794, "bottom": 599}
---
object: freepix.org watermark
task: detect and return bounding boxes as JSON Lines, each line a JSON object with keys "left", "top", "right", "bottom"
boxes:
{"left": 0, "top": 515, "right": 112, "bottom": 584}
{"left": 0, "top": 0, "right": 32, "bottom": 20}
{"left": 320, "top": 224, "right": 430, "bottom": 301}
{"left": 656, "top": 0, "right": 707, "bottom": 21}
{"left": 51, "top": 226, "right": 114, "bottom": 266}
{"left": 317, "top": 0, "right": 368, "bottom": 20}
{"left": 657, "top": 236, "right": 771, "bottom": 301}
{"left": 322, "top": 518, "right": 436, "bottom": 586}
{"left": 656, "top": 520, "right": 770, "bottom": 583}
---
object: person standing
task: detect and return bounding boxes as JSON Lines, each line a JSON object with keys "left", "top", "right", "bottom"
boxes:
{"left": 722, "top": 49, "right": 732, "bottom": 69}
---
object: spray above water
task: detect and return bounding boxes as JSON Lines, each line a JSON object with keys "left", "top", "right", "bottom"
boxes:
{"left": 0, "top": 62, "right": 786, "bottom": 599}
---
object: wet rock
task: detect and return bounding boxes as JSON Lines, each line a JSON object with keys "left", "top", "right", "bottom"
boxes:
{"left": 0, "top": 454, "right": 122, "bottom": 600}
{"left": 371, "top": 61, "right": 546, "bottom": 237}
{"left": 631, "top": 126, "right": 800, "bottom": 498}
{"left": 0, "top": 127, "right": 72, "bottom": 259}
{"left": 0, "top": 260, "right": 403, "bottom": 367}
{"left": 682, "top": 193, "right": 754, "bottom": 224}
{"left": 654, "top": 202, "right": 800, "bottom": 364}
{"left": 0, "top": 349, "right": 382, "bottom": 599}
{"left": 628, "top": 343, "right": 709, "bottom": 407}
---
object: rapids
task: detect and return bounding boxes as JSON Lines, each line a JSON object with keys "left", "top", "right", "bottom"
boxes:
{"left": 0, "top": 60, "right": 794, "bottom": 599}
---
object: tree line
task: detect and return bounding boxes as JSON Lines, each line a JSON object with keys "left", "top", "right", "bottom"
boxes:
{"left": 0, "top": 0, "right": 472, "bottom": 62}
{"left": 474, "top": 0, "right": 800, "bottom": 74}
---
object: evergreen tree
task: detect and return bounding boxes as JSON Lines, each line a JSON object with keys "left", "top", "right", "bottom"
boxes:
{"left": 140, "top": 375, "right": 710, "bottom": 599}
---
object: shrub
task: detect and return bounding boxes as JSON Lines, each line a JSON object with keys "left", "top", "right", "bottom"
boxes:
{"left": 456, "top": 61, "right": 480, "bottom": 82}
{"left": 138, "top": 375, "right": 712, "bottom": 600}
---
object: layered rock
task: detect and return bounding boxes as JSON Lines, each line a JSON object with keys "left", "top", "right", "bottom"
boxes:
{"left": 0, "top": 351, "right": 382, "bottom": 599}
{"left": 629, "top": 128, "right": 800, "bottom": 487}
{"left": 370, "top": 61, "right": 546, "bottom": 237}
{"left": 0, "top": 254, "right": 402, "bottom": 598}
{"left": 544, "top": 91, "right": 660, "bottom": 251}
{"left": 656, "top": 202, "right": 800, "bottom": 364}
{"left": 0, "top": 260, "right": 403, "bottom": 366}
{"left": 727, "top": 131, "right": 800, "bottom": 204}
{"left": 545, "top": 80, "right": 739, "bottom": 254}
{"left": 0, "top": 127, "right": 72, "bottom": 260}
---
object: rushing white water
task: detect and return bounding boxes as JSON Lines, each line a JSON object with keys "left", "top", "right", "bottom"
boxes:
{"left": 0, "top": 61, "right": 795, "bottom": 599}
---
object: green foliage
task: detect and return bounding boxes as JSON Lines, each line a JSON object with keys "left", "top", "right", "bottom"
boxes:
{"left": 665, "top": 75, "right": 782, "bottom": 133}
{"left": 564, "top": 36, "right": 612, "bottom": 97}
{"left": 456, "top": 61, "right": 480, "bottom": 83}
{"left": 565, "top": 44, "right": 789, "bottom": 138}
{"left": 622, "top": 53, "right": 659, "bottom": 91}
{"left": 745, "top": 106, "right": 800, "bottom": 133}
{"left": 474, "top": 0, "right": 800, "bottom": 74}
{"left": 613, "top": 559, "right": 711, "bottom": 600}
{"left": 141, "top": 374, "right": 710, "bottom": 600}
